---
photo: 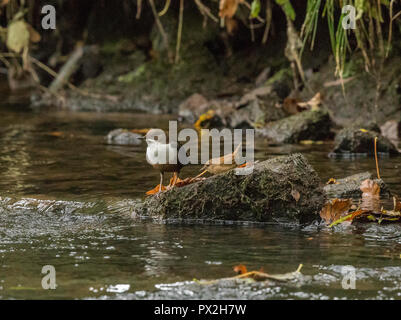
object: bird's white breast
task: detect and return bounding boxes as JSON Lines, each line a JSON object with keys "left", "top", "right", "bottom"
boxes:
{"left": 146, "top": 142, "right": 178, "bottom": 165}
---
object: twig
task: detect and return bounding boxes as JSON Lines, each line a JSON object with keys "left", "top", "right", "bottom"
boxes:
{"left": 242, "top": 0, "right": 265, "bottom": 23}
{"left": 30, "top": 56, "right": 119, "bottom": 102}
{"left": 148, "top": 0, "right": 173, "bottom": 63}
{"left": 49, "top": 45, "right": 84, "bottom": 93}
{"left": 175, "top": 0, "right": 184, "bottom": 64}
{"left": 158, "top": 0, "right": 171, "bottom": 16}
{"left": 374, "top": 137, "right": 381, "bottom": 179}
{"left": 194, "top": 0, "right": 218, "bottom": 23}
{"left": 136, "top": 0, "right": 142, "bottom": 19}
{"left": 262, "top": 0, "right": 272, "bottom": 44}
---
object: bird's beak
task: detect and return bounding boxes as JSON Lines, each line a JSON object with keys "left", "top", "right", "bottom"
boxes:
{"left": 138, "top": 136, "right": 145, "bottom": 140}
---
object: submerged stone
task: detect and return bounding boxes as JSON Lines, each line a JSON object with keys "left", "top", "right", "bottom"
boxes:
{"left": 133, "top": 154, "right": 325, "bottom": 223}
{"left": 106, "top": 129, "right": 142, "bottom": 145}
{"left": 256, "top": 109, "right": 332, "bottom": 144}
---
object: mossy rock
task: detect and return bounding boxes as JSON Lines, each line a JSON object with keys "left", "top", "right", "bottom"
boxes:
{"left": 329, "top": 127, "right": 399, "bottom": 156}
{"left": 133, "top": 154, "right": 325, "bottom": 223}
{"left": 256, "top": 109, "right": 332, "bottom": 144}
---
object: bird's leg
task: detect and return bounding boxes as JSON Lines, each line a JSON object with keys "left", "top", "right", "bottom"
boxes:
{"left": 171, "top": 172, "right": 178, "bottom": 188}
{"left": 158, "top": 172, "right": 164, "bottom": 193}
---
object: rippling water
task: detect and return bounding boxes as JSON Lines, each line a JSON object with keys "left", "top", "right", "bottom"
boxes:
{"left": 0, "top": 91, "right": 401, "bottom": 299}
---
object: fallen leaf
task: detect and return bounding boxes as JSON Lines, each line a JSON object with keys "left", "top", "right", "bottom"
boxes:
{"left": 360, "top": 179, "right": 381, "bottom": 212}
{"left": 283, "top": 97, "right": 302, "bottom": 115}
{"left": 131, "top": 128, "right": 151, "bottom": 134}
{"left": 233, "top": 264, "right": 247, "bottom": 275}
{"left": 194, "top": 110, "right": 216, "bottom": 130}
{"left": 146, "top": 184, "right": 166, "bottom": 196}
{"left": 299, "top": 140, "right": 323, "bottom": 145}
{"left": 291, "top": 189, "right": 300, "bottom": 202}
{"left": 26, "top": 23, "right": 41, "bottom": 43}
{"left": 326, "top": 178, "right": 339, "bottom": 185}
{"left": 197, "top": 264, "right": 303, "bottom": 285}
{"left": 320, "top": 198, "right": 352, "bottom": 224}
{"left": 297, "top": 92, "right": 322, "bottom": 111}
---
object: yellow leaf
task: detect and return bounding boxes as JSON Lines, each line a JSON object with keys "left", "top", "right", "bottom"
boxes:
{"left": 7, "top": 20, "right": 30, "bottom": 53}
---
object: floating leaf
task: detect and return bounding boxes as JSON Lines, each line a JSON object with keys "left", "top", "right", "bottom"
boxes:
{"left": 320, "top": 198, "right": 352, "bottom": 224}
{"left": 360, "top": 179, "right": 381, "bottom": 212}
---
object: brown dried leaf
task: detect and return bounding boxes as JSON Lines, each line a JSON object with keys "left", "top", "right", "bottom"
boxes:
{"left": 297, "top": 92, "right": 322, "bottom": 111}
{"left": 291, "top": 189, "right": 300, "bottom": 202}
{"left": 146, "top": 184, "right": 166, "bottom": 196}
{"left": 27, "top": 23, "right": 41, "bottom": 43}
{"left": 360, "top": 179, "right": 381, "bottom": 212}
{"left": 233, "top": 264, "right": 247, "bottom": 275}
{"left": 320, "top": 198, "right": 352, "bottom": 224}
{"left": 219, "top": 0, "right": 244, "bottom": 19}
{"left": 283, "top": 97, "right": 302, "bottom": 115}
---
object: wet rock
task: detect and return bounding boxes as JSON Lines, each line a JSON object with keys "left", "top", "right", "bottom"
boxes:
{"left": 381, "top": 120, "right": 401, "bottom": 141}
{"left": 256, "top": 109, "right": 332, "bottom": 144}
{"left": 133, "top": 154, "right": 325, "bottom": 223}
{"left": 106, "top": 129, "right": 142, "bottom": 145}
{"left": 228, "top": 98, "right": 285, "bottom": 129}
{"left": 255, "top": 67, "right": 271, "bottom": 86}
{"left": 178, "top": 93, "right": 209, "bottom": 123}
{"left": 179, "top": 86, "right": 286, "bottom": 129}
{"left": 329, "top": 127, "right": 399, "bottom": 157}
{"left": 324, "top": 172, "right": 391, "bottom": 199}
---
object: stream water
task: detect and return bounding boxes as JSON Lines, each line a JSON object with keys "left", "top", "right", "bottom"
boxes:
{"left": 0, "top": 91, "right": 401, "bottom": 300}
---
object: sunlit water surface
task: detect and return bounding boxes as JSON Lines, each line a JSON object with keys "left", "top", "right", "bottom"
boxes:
{"left": 0, "top": 93, "right": 401, "bottom": 300}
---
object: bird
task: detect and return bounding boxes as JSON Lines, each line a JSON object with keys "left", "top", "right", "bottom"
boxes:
{"left": 200, "top": 143, "right": 242, "bottom": 175}
{"left": 143, "top": 129, "right": 186, "bottom": 194}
